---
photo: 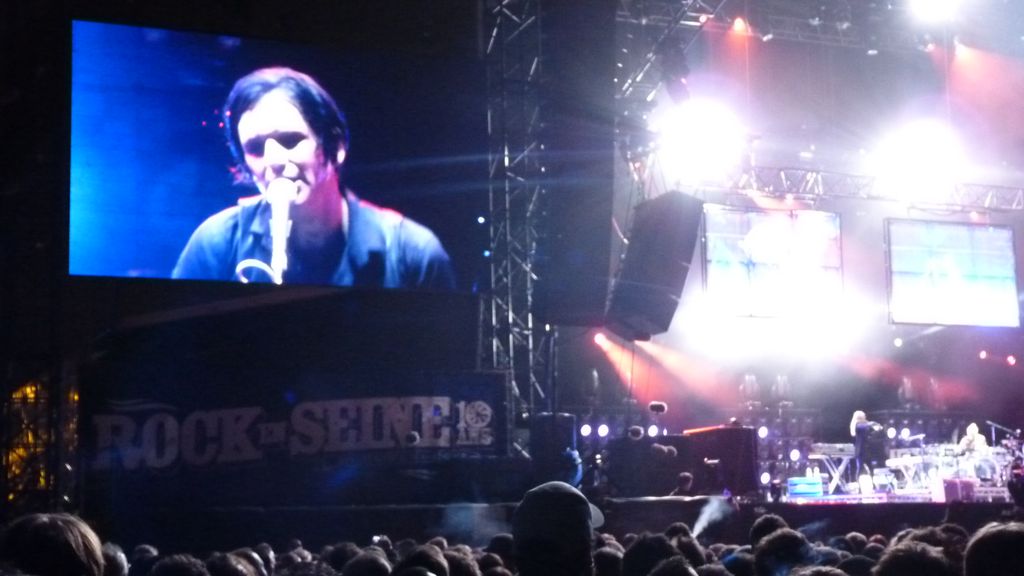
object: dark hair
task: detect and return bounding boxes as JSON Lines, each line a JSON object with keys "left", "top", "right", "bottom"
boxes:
{"left": 324, "top": 543, "right": 362, "bottom": 572}
{"left": 393, "top": 545, "right": 447, "bottom": 576}
{"left": 872, "top": 542, "right": 957, "bottom": 576}
{"left": 207, "top": 552, "right": 258, "bottom": 576}
{"left": 151, "top": 554, "right": 211, "bottom": 576}
{"left": 339, "top": 551, "right": 391, "bottom": 576}
{"left": 622, "top": 533, "right": 680, "bottom": 576}
{"left": 441, "top": 551, "right": 478, "bottom": 576}
{"left": 224, "top": 67, "right": 350, "bottom": 184}
{"left": 277, "top": 562, "right": 339, "bottom": 576}
{"left": 752, "top": 528, "right": 814, "bottom": 576}
{"left": 964, "top": 521, "right": 1024, "bottom": 576}
{"left": 102, "top": 542, "right": 129, "bottom": 576}
{"left": 0, "top": 513, "right": 104, "bottom": 576}
{"left": 648, "top": 557, "right": 695, "bottom": 576}
{"left": 593, "top": 547, "right": 623, "bottom": 576}
{"left": 749, "top": 514, "right": 788, "bottom": 548}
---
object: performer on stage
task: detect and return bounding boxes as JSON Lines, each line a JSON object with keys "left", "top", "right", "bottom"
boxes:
{"left": 958, "top": 422, "right": 998, "bottom": 484}
{"left": 850, "top": 410, "right": 883, "bottom": 479}
{"left": 957, "top": 422, "right": 989, "bottom": 455}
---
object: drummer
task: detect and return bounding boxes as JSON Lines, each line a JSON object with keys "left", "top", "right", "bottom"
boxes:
{"left": 958, "top": 422, "right": 1000, "bottom": 484}
{"left": 958, "top": 422, "right": 989, "bottom": 456}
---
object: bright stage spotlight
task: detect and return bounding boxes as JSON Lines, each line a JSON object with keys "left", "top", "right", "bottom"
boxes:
{"left": 789, "top": 448, "right": 801, "bottom": 462}
{"left": 649, "top": 98, "right": 747, "bottom": 188}
{"left": 647, "top": 424, "right": 660, "bottom": 437}
{"left": 909, "top": 0, "right": 962, "bottom": 24}
{"left": 580, "top": 423, "right": 593, "bottom": 438}
{"left": 758, "top": 426, "right": 769, "bottom": 439}
{"left": 597, "top": 424, "right": 610, "bottom": 438}
{"left": 593, "top": 332, "right": 610, "bottom": 349}
{"left": 869, "top": 119, "right": 967, "bottom": 204}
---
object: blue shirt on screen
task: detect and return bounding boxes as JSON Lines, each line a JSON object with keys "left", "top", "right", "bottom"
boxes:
{"left": 172, "top": 192, "right": 455, "bottom": 290}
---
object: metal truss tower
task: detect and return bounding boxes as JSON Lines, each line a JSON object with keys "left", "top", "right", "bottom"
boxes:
{"left": 2, "top": 369, "right": 76, "bottom": 517}
{"left": 484, "top": 0, "right": 552, "bottom": 413}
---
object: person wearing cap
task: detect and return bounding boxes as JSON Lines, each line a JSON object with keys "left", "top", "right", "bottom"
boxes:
{"left": 512, "top": 481, "right": 605, "bottom": 576}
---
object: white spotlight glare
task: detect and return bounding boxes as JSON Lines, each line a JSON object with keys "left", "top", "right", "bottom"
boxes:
{"left": 900, "top": 427, "right": 911, "bottom": 440}
{"left": 647, "top": 424, "right": 660, "bottom": 438}
{"left": 909, "top": 0, "right": 961, "bottom": 24}
{"left": 789, "top": 448, "right": 801, "bottom": 462}
{"left": 870, "top": 119, "right": 967, "bottom": 204}
{"left": 597, "top": 424, "right": 610, "bottom": 438}
{"left": 650, "top": 98, "right": 747, "bottom": 188}
{"left": 758, "top": 426, "right": 769, "bottom": 439}
{"left": 887, "top": 427, "right": 897, "bottom": 440}
{"left": 580, "top": 423, "right": 593, "bottom": 438}
{"left": 760, "top": 472, "right": 772, "bottom": 485}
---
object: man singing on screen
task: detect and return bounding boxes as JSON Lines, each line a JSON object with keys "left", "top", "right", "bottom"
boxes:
{"left": 172, "top": 67, "right": 455, "bottom": 289}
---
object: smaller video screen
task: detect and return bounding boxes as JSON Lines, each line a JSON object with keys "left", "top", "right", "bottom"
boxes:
{"left": 887, "top": 219, "right": 1020, "bottom": 327}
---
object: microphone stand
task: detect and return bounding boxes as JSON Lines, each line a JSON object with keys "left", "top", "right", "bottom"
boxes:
{"left": 266, "top": 179, "right": 298, "bottom": 284}
{"left": 233, "top": 178, "right": 297, "bottom": 284}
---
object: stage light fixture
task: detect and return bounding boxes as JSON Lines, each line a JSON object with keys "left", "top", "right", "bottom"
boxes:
{"left": 1008, "top": 355, "right": 1017, "bottom": 366}
{"left": 598, "top": 424, "right": 610, "bottom": 438}
{"left": 758, "top": 426, "right": 769, "bottom": 439}
{"left": 732, "top": 17, "right": 748, "bottom": 34}
{"left": 979, "top": 350, "right": 988, "bottom": 359}
{"left": 760, "top": 472, "right": 771, "bottom": 485}
{"left": 647, "top": 424, "right": 660, "bottom": 438}
{"left": 789, "top": 449, "right": 801, "bottom": 462}
{"left": 580, "top": 423, "right": 593, "bottom": 438}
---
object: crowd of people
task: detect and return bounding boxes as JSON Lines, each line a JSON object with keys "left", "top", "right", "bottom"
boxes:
{"left": 2, "top": 481, "right": 1024, "bottom": 576}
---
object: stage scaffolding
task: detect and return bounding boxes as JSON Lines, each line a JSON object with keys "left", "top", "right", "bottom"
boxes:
{"left": 2, "top": 370, "right": 76, "bottom": 517}
{"left": 484, "top": 0, "right": 551, "bottom": 415}
{"left": 482, "top": 0, "right": 734, "bottom": 415}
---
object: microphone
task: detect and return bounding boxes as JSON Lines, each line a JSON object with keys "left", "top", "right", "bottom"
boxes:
{"left": 265, "top": 178, "right": 298, "bottom": 284}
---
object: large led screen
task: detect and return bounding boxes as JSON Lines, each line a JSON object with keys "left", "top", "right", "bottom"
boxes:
{"left": 70, "top": 19, "right": 485, "bottom": 291}
{"left": 887, "top": 219, "right": 1020, "bottom": 327}
{"left": 704, "top": 206, "right": 843, "bottom": 317}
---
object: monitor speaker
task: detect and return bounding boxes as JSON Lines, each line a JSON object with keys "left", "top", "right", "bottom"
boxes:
{"left": 606, "top": 191, "right": 703, "bottom": 340}
{"left": 530, "top": 412, "right": 582, "bottom": 485}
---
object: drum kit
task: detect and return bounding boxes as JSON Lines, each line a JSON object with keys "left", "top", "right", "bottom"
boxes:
{"left": 885, "top": 424, "right": 1023, "bottom": 491}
